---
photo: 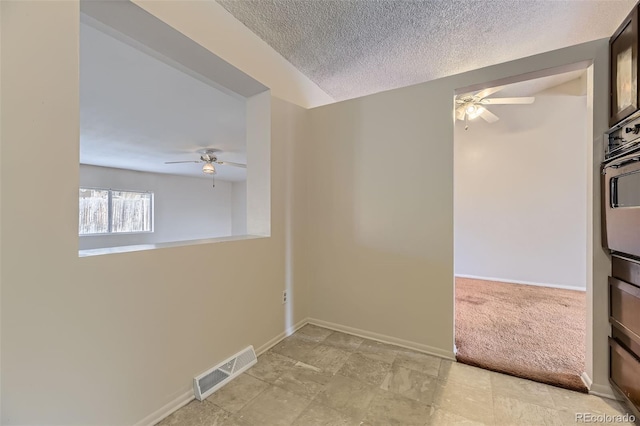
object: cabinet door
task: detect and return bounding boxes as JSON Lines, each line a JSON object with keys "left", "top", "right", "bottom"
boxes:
{"left": 609, "top": 338, "right": 640, "bottom": 419}
{"left": 610, "top": 5, "right": 639, "bottom": 127}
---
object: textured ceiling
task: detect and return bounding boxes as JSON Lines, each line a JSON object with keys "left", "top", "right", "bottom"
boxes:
{"left": 217, "top": 0, "right": 634, "bottom": 102}
{"left": 80, "top": 22, "right": 247, "bottom": 181}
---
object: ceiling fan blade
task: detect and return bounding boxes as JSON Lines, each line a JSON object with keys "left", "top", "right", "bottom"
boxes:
{"left": 164, "top": 160, "right": 202, "bottom": 164}
{"left": 480, "top": 97, "right": 535, "bottom": 105}
{"left": 473, "top": 86, "right": 504, "bottom": 100}
{"left": 479, "top": 108, "right": 499, "bottom": 123}
{"left": 216, "top": 161, "right": 247, "bottom": 168}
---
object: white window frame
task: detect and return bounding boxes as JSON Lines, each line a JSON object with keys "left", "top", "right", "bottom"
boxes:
{"left": 79, "top": 187, "right": 154, "bottom": 236}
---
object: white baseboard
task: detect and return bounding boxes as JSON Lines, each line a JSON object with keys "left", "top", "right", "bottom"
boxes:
{"left": 133, "top": 386, "right": 194, "bottom": 426}
{"left": 308, "top": 318, "right": 456, "bottom": 361}
{"left": 455, "top": 274, "right": 586, "bottom": 292}
{"left": 590, "top": 382, "right": 622, "bottom": 401}
{"left": 255, "top": 318, "right": 310, "bottom": 355}
{"left": 134, "top": 317, "right": 309, "bottom": 426}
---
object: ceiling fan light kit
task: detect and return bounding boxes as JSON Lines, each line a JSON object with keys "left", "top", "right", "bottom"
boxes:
{"left": 465, "top": 104, "right": 485, "bottom": 120}
{"left": 202, "top": 162, "right": 216, "bottom": 174}
{"left": 455, "top": 86, "right": 535, "bottom": 130}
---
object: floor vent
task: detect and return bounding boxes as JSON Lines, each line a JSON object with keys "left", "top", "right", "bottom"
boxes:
{"left": 193, "top": 346, "right": 257, "bottom": 401}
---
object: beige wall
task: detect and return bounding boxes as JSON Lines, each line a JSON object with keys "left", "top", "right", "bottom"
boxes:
{"left": 307, "top": 40, "right": 610, "bottom": 387}
{"left": 308, "top": 84, "right": 456, "bottom": 357}
{"left": 0, "top": 2, "right": 310, "bottom": 424}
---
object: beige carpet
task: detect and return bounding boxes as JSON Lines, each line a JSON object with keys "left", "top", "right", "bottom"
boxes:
{"left": 455, "top": 277, "right": 587, "bottom": 392}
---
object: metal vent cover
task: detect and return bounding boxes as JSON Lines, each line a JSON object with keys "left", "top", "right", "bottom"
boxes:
{"left": 198, "top": 369, "right": 229, "bottom": 395}
{"left": 193, "top": 346, "right": 257, "bottom": 401}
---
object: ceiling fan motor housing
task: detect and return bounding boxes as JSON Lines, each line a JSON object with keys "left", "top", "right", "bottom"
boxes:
{"left": 200, "top": 154, "right": 218, "bottom": 162}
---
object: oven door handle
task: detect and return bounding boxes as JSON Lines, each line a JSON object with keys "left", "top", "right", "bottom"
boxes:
{"left": 603, "top": 154, "right": 640, "bottom": 172}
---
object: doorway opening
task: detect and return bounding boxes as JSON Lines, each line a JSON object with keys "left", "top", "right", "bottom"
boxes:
{"left": 453, "top": 64, "right": 591, "bottom": 392}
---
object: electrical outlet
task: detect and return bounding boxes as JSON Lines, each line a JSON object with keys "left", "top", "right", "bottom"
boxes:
{"left": 282, "top": 290, "right": 288, "bottom": 304}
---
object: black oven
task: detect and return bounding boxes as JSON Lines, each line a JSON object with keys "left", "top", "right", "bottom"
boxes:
{"left": 602, "top": 151, "right": 640, "bottom": 257}
{"left": 603, "top": 111, "right": 640, "bottom": 257}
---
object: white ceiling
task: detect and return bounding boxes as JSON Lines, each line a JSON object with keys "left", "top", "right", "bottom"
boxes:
{"left": 217, "top": 0, "right": 634, "bottom": 102}
{"left": 80, "top": 22, "right": 247, "bottom": 181}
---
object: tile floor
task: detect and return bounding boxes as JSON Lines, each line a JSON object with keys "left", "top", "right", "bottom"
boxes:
{"left": 158, "top": 325, "right": 634, "bottom": 425}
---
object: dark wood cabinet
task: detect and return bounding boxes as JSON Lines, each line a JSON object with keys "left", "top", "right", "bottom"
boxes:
{"left": 610, "top": 4, "right": 640, "bottom": 127}
{"left": 609, "top": 338, "right": 640, "bottom": 414}
{"left": 609, "top": 255, "right": 640, "bottom": 420}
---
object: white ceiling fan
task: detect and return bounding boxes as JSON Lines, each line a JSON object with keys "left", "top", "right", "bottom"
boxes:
{"left": 164, "top": 149, "right": 246, "bottom": 187}
{"left": 455, "top": 86, "right": 535, "bottom": 129}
